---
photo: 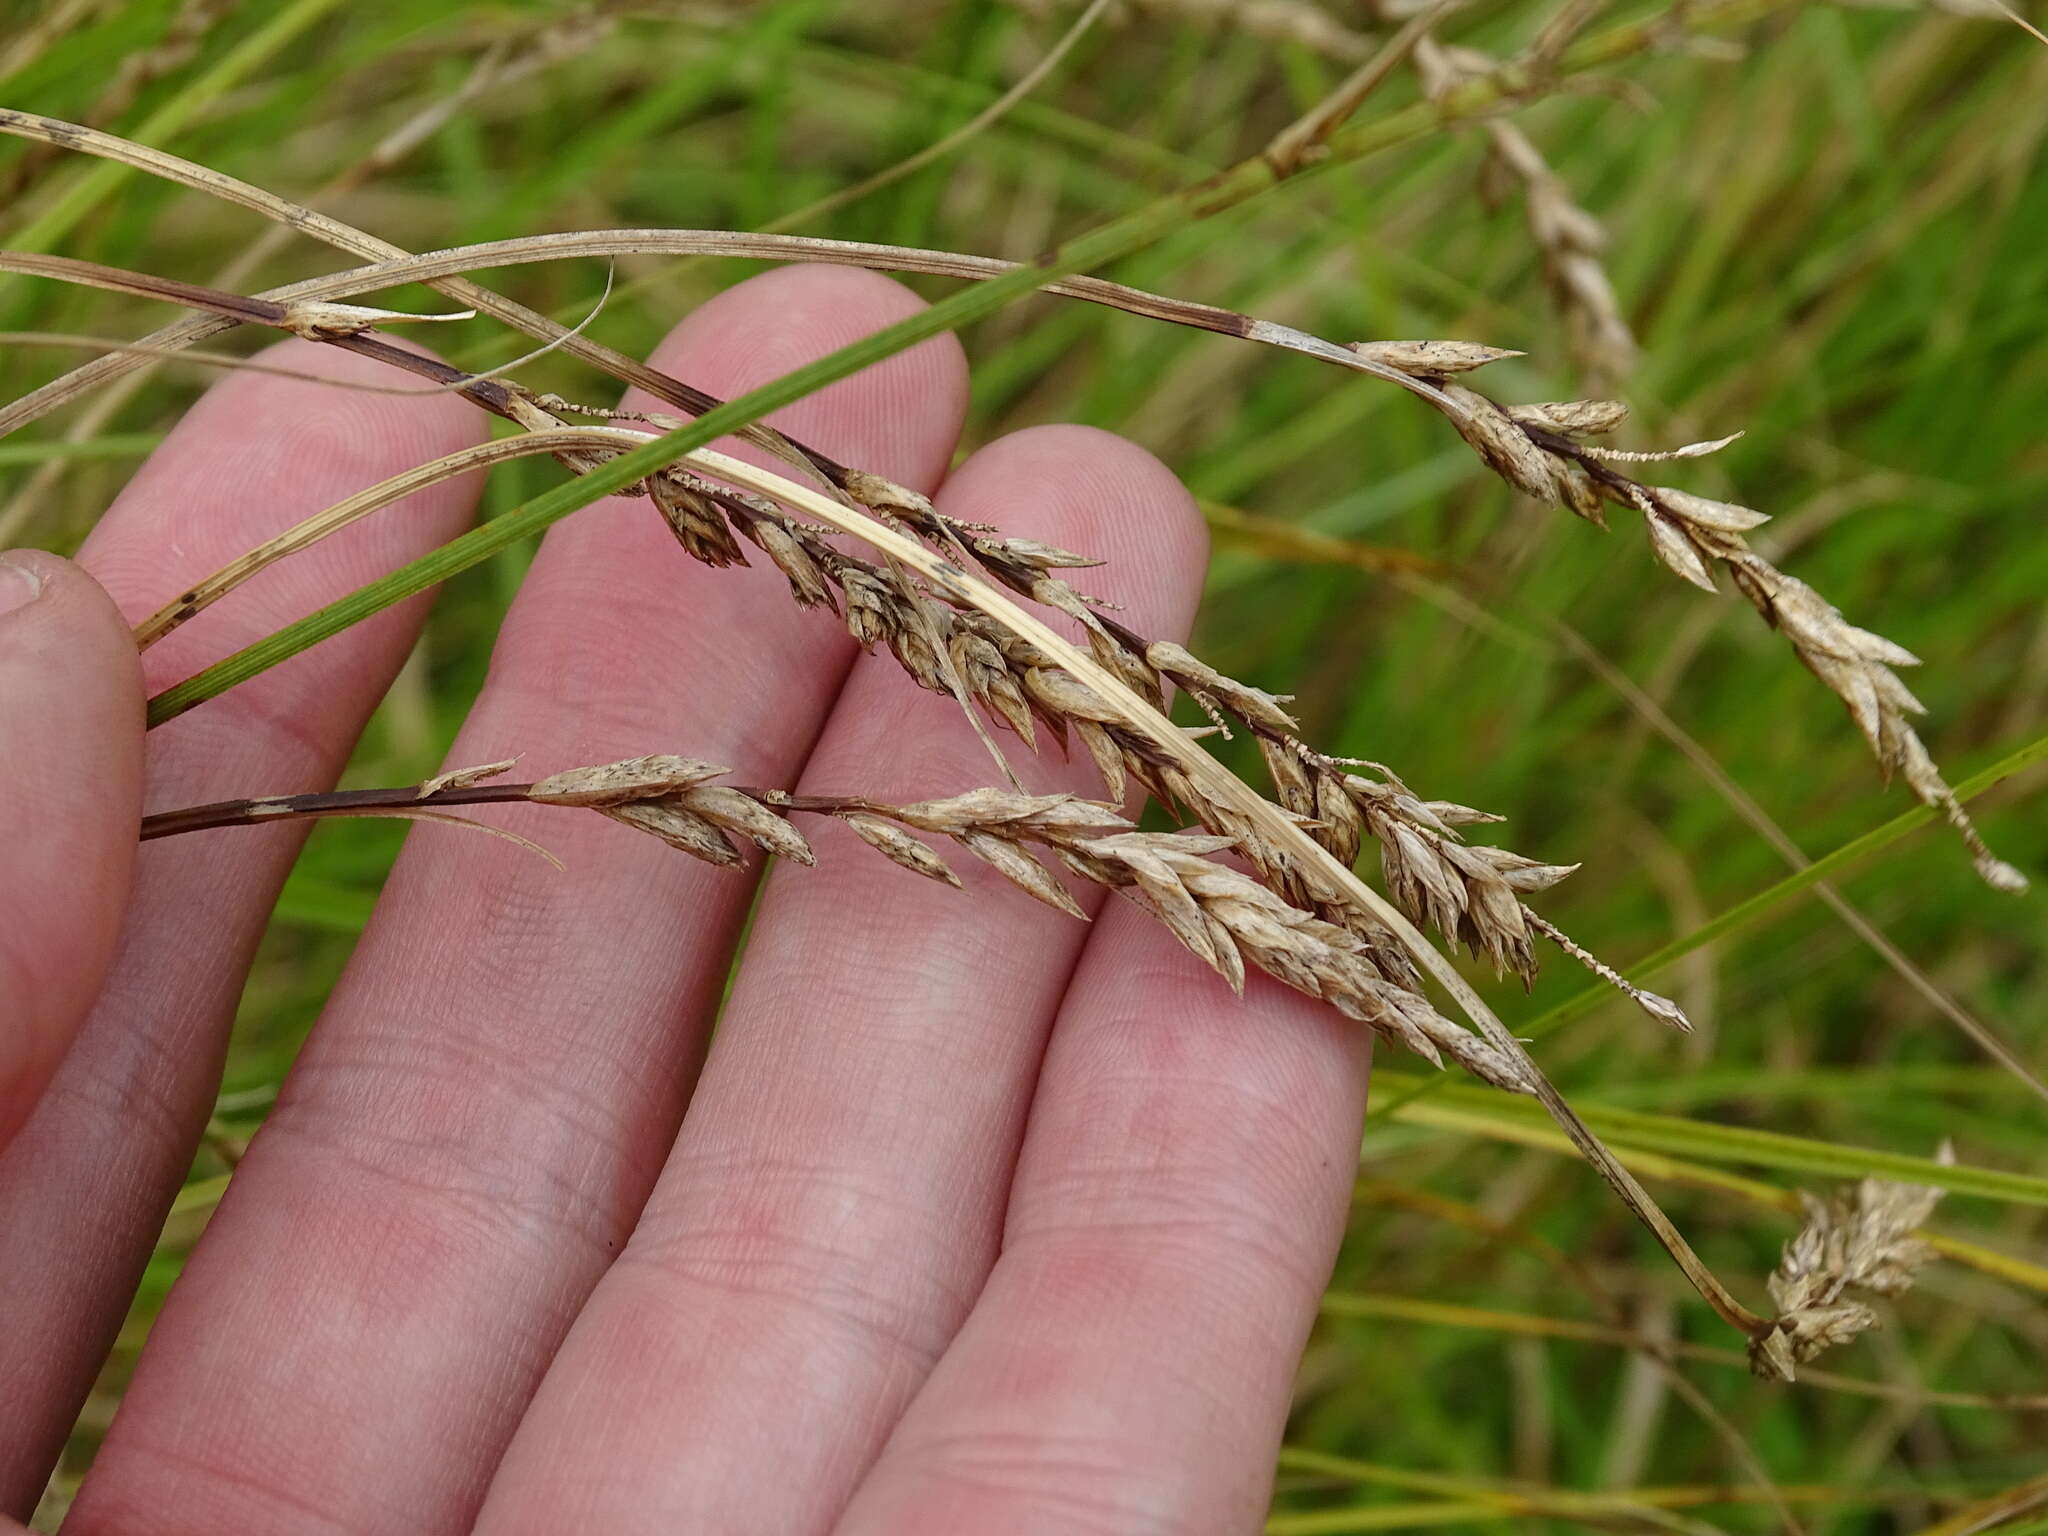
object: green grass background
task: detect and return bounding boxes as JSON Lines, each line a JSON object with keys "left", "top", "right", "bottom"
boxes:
{"left": 3, "top": 0, "right": 2045, "bottom": 1528}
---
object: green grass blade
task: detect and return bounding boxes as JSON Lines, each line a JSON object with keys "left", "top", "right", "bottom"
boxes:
{"left": 1377, "top": 1071, "right": 2048, "bottom": 1205}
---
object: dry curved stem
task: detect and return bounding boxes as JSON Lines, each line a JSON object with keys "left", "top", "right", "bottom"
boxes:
{"left": 0, "top": 224, "right": 1463, "bottom": 443}
{"left": 0, "top": 109, "right": 839, "bottom": 491}
{"left": 132, "top": 428, "right": 650, "bottom": 646}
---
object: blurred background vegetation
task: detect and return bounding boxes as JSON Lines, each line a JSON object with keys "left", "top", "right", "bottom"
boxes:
{"left": 3, "top": 0, "right": 2044, "bottom": 1528}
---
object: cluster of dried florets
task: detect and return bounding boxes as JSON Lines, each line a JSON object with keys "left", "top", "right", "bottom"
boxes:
{"left": 1413, "top": 34, "right": 1639, "bottom": 393}
{"left": 142, "top": 755, "right": 1536, "bottom": 1094}
{"left": 1, "top": 250, "right": 1659, "bottom": 1060}
{"left": 1, "top": 191, "right": 2018, "bottom": 905}
{"left": 532, "top": 395, "right": 1694, "bottom": 1039}
{"left": 535, "top": 758, "right": 1540, "bottom": 1084}
{"left": 1345, "top": 339, "right": 2027, "bottom": 896}
{"left": 1748, "top": 1155, "right": 1950, "bottom": 1380}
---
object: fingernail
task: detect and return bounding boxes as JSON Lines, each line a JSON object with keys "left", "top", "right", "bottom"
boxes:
{"left": 0, "top": 558, "right": 44, "bottom": 619}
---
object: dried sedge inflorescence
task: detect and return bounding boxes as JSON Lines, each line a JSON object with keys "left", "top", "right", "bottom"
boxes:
{"left": 1747, "top": 1154, "right": 1950, "bottom": 1381}
{"left": 143, "top": 754, "right": 1536, "bottom": 1095}
{"left": 554, "top": 397, "right": 1691, "bottom": 1050}
{"left": 1344, "top": 340, "right": 2026, "bottom": 896}
{"left": 91, "top": 249, "right": 1985, "bottom": 1062}
{"left": 1414, "top": 34, "right": 1638, "bottom": 392}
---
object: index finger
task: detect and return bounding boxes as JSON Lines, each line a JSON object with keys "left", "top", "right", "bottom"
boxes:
{"left": 0, "top": 340, "right": 485, "bottom": 1517}
{"left": 0, "top": 552, "right": 141, "bottom": 1147}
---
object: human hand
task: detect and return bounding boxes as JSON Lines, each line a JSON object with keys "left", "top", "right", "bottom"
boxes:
{"left": 2, "top": 266, "right": 1369, "bottom": 1535}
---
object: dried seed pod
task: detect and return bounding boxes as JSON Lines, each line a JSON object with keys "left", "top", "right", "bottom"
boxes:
{"left": 531, "top": 755, "right": 727, "bottom": 806}
{"left": 1086, "top": 628, "right": 1168, "bottom": 709}
{"left": 949, "top": 623, "right": 1036, "bottom": 745}
{"left": 840, "top": 813, "right": 960, "bottom": 887}
{"left": 1072, "top": 719, "right": 1129, "bottom": 804}
{"left": 974, "top": 535, "right": 1101, "bottom": 570}
{"left": 1145, "top": 640, "right": 1299, "bottom": 733}
{"left": 836, "top": 564, "right": 894, "bottom": 649}
{"left": 1556, "top": 460, "right": 1609, "bottom": 525}
{"left": 746, "top": 517, "right": 834, "bottom": 609}
{"left": 1830, "top": 624, "right": 1919, "bottom": 669}
{"left": 1509, "top": 398, "right": 1630, "bottom": 435}
{"left": 842, "top": 468, "right": 942, "bottom": 531}
{"left": 956, "top": 830, "right": 1086, "bottom": 917}
{"left": 1643, "top": 508, "right": 1720, "bottom": 592}
{"left": 681, "top": 784, "right": 816, "bottom": 865}
{"left": 1349, "top": 339, "right": 1524, "bottom": 375}
{"left": 1098, "top": 837, "right": 1222, "bottom": 971}
{"left": 1440, "top": 385, "right": 1570, "bottom": 504}
{"left": 895, "top": 788, "right": 1095, "bottom": 834}
{"left": 1472, "top": 847, "right": 1580, "bottom": 894}
{"left": 417, "top": 758, "right": 519, "bottom": 799}
{"left": 1652, "top": 486, "right": 1772, "bottom": 533}
{"left": 887, "top": 611, "right": 951, "bottom": 695}
{"left": 277, "top": 298, "right": 474, "bottom": 340}
{"left": 1022, "top": 666, "right": 1123, "bottom": 724}
{"left": 650, "top": 473, "right": 746, "bottom": 566}
{"left": 600, "top": 800, "right": 741, "bottom": 866}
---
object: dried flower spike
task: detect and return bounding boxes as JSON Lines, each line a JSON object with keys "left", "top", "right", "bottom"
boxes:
{"left": 1748, "top": 1149, "right": 1951, "bottom": 1380}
